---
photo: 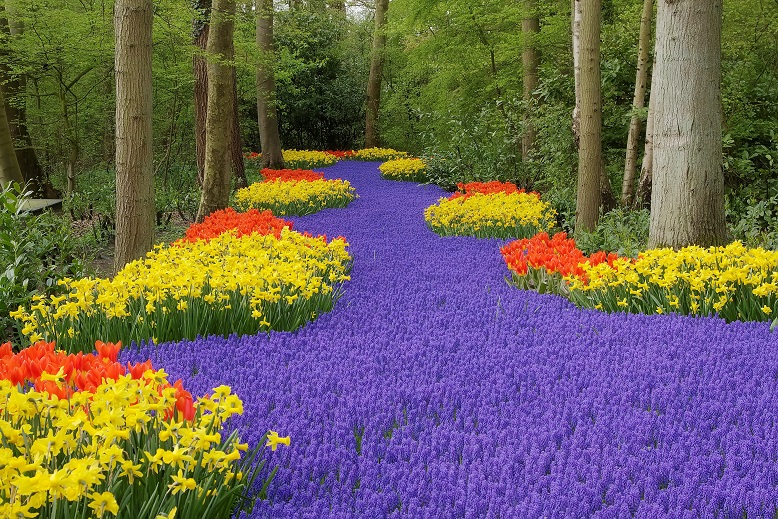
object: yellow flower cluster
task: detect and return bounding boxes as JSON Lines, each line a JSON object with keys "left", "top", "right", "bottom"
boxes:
{"left": 378, "top": 157, "right": 427, "bottom": 182}
{"left": 566, "top": 241, "right": 778, "bottom": 322}
{"left": 424, "top": 192, "right": 557, "bottom": 239}
{"left": 282, "top": 149, "right": 338, "bottom": 169}
{"left": 352, "top": 147, "right": 409, "bottom": 162}
{"left": 235, "top": 179, "right": 355, "bottom": 216}
{"left": 0, "top": 375, "right": 251, "bottom": 519}
{"left": 12, "top": 229, "right": 351, "bottom": 352}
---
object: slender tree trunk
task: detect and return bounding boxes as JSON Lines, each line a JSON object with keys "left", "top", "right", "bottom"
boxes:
{"left": 634, "top": 79, "right": 655, "bottom": 209}
{"left": 193, "top": 1, "right": 210, "bottom": 186}
{"left": 365, "top": 0, "right": 388, "bottom": 148}
{"left": 621, "top": 0, "right": 653, "bottom": 206}
{"left": 194, "top": 1, "right": 246, "bottom": 189}
{"left": 521, "top": 0, "right": 539, "bottom": 160}
{"left": 230, "top": 67, "right": 247, "bottom": 189}
{"left": 648, "top": 0, "right": 727, "bottom": 248}
{"left": 256, "top": 0, "right": 284, "bottom": 169}
{"left": 114, "top": 0, "right": 154, "bottom": 270}
{"left": 574, "top": 0, "right": 602, "bottom": 232}
{"left": 571, "top": 0, "right": 581, "bottom": 148}
{"left": 197, "top": 0, "right": 235, "bottom": 221}
{"left": 0, "top": 87, "right": 23, "bottom": 187}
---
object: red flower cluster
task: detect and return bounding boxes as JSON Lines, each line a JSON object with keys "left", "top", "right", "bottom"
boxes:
{"left": 324, "top": 150, "right": 355, "bottom": 159}
{"left": 179, "top": 207, "right": 293, "bottom": 243}
{"left": 260, "top": 168, "right": 324, "bottom": 182}
{"left": 243, "top": 151, "right": 260, "bottom": 161}
{"left": 501, "top": 232, "right": 618, "bottom": 279}
{"left": 449, "top": 180, "right": 532, "bottom": 200}
{"left": 0, "top": 340, "right": 195, "bottom": 419}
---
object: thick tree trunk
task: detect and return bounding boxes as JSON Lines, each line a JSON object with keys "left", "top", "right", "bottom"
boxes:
{"left": 634, "top": 80, "right": 655, "bottom": 209}
{"left": 621, "top": 0, "right": 653, "bottom": 207}
{"left": 114, "top": 0, "right": 154, "bottom": 270}
{"left": 574, "top": 0, "right": 602, "bottom": 233}
{"left": 0, "top": 87, "right": 23, "bottom": 187}
{"left": 648, "top": 0, "right": 727, "bottom": 248}
{"left": 197, "top": 0, "right": 235, "bottom": 221}
{"left": 365, "top": 0, "right": 388, "bottom": 148}
{"left": 193, "top": 4, "right": 210, "bottom": 186}
{"left": 0, "top": 13, "right": 55, "bottom": 196}
{"left": 521, "top": 0, "right": 539, "bottom": 160}
{"left": 256, "top": 0, "right": 284, "bottom": 169}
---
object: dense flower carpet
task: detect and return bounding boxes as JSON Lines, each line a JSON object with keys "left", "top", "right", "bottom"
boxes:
{"left": 123, "top": 161, "right": 778, "bottom": 517}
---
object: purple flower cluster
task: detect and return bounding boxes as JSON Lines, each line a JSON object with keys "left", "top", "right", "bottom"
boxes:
{"left": 122, "top": 161, "right": 778, "bottom": 517}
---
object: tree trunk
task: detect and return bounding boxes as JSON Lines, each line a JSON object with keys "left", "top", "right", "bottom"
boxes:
{"left": 621, "top": 0, "right": 653, "bottom": 207}
{"left": 634, "top": 78, "right": 655, "bottom": 209}
{"left": 365, "top": 0, "right": 388, "bottom": 148}
{"left": 230, "top": 66, "right": 247, "bottom": 189}
{"left": 648, "top": 0, "right": 727, "bottom": 249}
{"left": 574, "top": 0, "right": 602, "bottom": 233}
{"left": 0, "top": 87, "right": 23, "bottom": 187}
{"left": 114, "top": 0, "right": 154, "bottom": 270}
{"left": 0, "top": 12, "right": 55, "bottom": 196}
{"left": 571, "top": 0, "right": 581, "bottom": 148}
{"left": 521, "top": 0, "right": 539, "bottom": 160}
{"left": 193, "top": 2, "right": 210, "bottom": 186}
{"left": 256, "top": 0, "right": 284, "bottom": 169}
{"left": 197, "top": 0, "right": 235, "bottom": 222}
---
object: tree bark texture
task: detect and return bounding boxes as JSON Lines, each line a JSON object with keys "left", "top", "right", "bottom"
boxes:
{"left": 193, "top": 5, "right": 210, "bottom": 186}
{"left": 0, "top": 12, "right": 55, "bottom": 196}
{"left": 256, "top": 0, "right": 284, "bottom": 169}
{"left": 230, "top": 66, "right": 247, "bottom": 189}
{"left": 621, "top": 0, "right": 653, "bottom": 207}
{"left": 521, "top": 0, "right": 539, "bottom": 160}
{"left": 634, "top": 77, "right": 655, "bottom": 209}
{"left": 0, "top": 86, "right": 23, "bottom": 187}
{"left": 365, "top": 0, "right": 388, "bottom": 148}
{"left": 574, "top": 0, "right": 602, "bottom": 233}
{"left": 571, "top": 0, "right": 581, "bottom": 148}
{"left": 648, "top": 0, "right": 727, "bottom": 248}
{"left": 197, "top": 0, "right": 235, "bottom": 222}
{"left": 114, "top": 0, "right": 154, "bottom": 270}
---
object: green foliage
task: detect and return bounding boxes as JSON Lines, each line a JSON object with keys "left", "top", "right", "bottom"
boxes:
{"left": 420, "top": 104, "right": 524, "bottom": 192}
{"left": 0, "top": 184, "right": 95, "bottom": 342}
{"left": 268, "top": 8, "right": 369, "bottom": 150}
{"left": 574, "top": 208, "right": 649, "bottom": 258}
{"left": 726, "top": 180, "right": 778, "bottom": 250}
{"left": 63, "top": 165, "right": 200, "bottom": 238}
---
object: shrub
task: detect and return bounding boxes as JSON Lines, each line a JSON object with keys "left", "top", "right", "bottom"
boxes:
{"left": 0, "top": 184, "right": 94, "bottom": 343}
{"left": 573, "top": 208, "right": 649, "bottom": 258}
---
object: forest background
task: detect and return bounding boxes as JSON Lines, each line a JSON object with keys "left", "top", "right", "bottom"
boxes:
{"left": 0, "top": 0, "right": 776, "bottom": 340}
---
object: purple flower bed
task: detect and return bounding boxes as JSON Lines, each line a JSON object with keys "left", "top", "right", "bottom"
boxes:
{"left": 123, "top": 161, "right": 778, "bottom": 517}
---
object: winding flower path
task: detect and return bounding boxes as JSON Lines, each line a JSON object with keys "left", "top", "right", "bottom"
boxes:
{"left": 125, "top": 161, "right": 778, "bottom": 517}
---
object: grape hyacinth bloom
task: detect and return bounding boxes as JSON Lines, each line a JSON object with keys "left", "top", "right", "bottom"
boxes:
{"left": 123, "top": 161, "right": 778, "bottom": 517}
